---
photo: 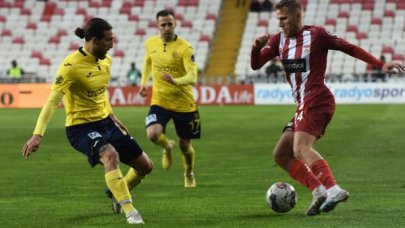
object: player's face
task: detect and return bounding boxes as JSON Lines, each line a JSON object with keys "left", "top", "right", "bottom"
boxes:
{"left": 276, "top": 7, "right": 301, "bottom": 37}
{"left": 157, "top": 15, "right": 176, "bottom": 42}
{"left": 94, "top": 30, "right": 113, "bottom": 59}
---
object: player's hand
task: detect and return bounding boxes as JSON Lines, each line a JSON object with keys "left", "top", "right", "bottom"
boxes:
{"left": 22, "top": 134, "right": 42, "bottom": 159}
{"left": 162, "top": 73, "right": 177, "bottom": 85}
{"left": 382, "top": 62, "right": 405, "bottom": 74}
{"left": 253, "top": 35, "right": 269, "bottom": 50}
{"left": 139, "top": 86, "right": 148, "bottom": 97}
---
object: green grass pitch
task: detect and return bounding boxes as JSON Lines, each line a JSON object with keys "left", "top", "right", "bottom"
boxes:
{"left": 1, "top": 105, "right": 405, "bottom": 227}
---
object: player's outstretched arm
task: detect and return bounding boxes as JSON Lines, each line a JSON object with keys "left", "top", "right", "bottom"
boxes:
{"left": 382, "top": 62, "right": 405, "bottom": 74}
{"left": 22, "top": 90, "right": 63, "bottom": 159}
{"left": 22, "top": 135, "right": 42, "bottom": 159}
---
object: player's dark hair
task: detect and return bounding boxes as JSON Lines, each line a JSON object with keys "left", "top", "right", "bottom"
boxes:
{"left": 275, "top": 0, "right": 302, "bottom": 12}
{"left": 74, "top": 18, "right": 112, "bottom": 41}
{"left": 156, "top": 9, "right": 175, "bottom": 20}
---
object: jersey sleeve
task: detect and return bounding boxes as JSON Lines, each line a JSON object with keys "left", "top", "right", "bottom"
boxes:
{"left": 141, "top": 42, "right": 152, "bottom": 86}
{"left": 51, "top": 58, "right": 76, "bottom": 93}
{"left": 321, "top": 27, "right": 384, "bottom": 68}
{"left": 33, "top": 90, "right": 64, "bottom": 136}
{"left": 251, "top": 34, "right": 280, "bottom": 70}
{"left": 174, "top": 46, "right": 198, "bottom": 85}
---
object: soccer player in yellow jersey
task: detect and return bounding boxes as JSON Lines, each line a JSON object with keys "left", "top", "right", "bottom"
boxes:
{"left": 139, "top": 10, "right": 200, "bottom": 188}
{"left": 21, "top": 18, "right": 152, "bottom": 224}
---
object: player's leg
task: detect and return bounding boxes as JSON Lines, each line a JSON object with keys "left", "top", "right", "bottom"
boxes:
{"left": 125, "top": 152, "right": 154, "bottom": 191}
{"left": 178, "top": 138, "right": 196, "bottom": 188}
{"left": 105, "top": 122, "right": 154, "bottom": 212}
{"left": 298, "top": 95, "right": 350, "bottom": 213}
{"left": 100, "top": 144, "right": 144, "bottom": 224}
{"left": 145, "top": 105, "right": 175, "bottom": 170}
{"left": 292, "top": 131, "right": 327, "bottom": 216}
{"left": 309, "top": 156, "right": 350, "bottom": 212}
{"left": 146, "top": 123, "right": 175, "bottom": 170}
{"left": 273, "top": 129, "right": 324, "bottom": 193}
{"left": 173, "top": 109, "right": 200, "bottom": 188}
{"left": 66, "top": 122, "right": 143, "bottom": 224}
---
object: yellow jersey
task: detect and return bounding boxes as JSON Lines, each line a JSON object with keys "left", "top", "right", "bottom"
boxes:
{"left": 52, "top": 47, "right": 112, "bottom": 126}
{"left": 141, "top": 35, "right": 198, "bottom": 112}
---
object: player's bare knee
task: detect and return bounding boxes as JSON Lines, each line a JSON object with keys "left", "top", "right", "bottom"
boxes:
{"left": 147, "top": 131, "right": 160, "bottom": 142}
{"left": 142, "top": 157, "right": 153, "bottom": 175}
{"left": 99, "top": 144, "right": 120, "bottom": 169}
{"left": 293, "top": 144, "right": 308, "bottom": 159}
{"left": 142, "top": 164, "right": 153, "bottom": 175}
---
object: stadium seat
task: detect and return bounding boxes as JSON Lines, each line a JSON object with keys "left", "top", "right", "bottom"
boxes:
{"left": 69, "top": 43, "right": 80, "bottom": 51}
{"left": 182, "top": 20, "right": 193, "bottom": 28}
{"left": 48, "top": 35, "right": 61, "bottom": 44}
{"left": 12, "top": 36, "right": 25, "bottom": 44}
{"left": 1, "top": 29, "right": 12, "bottom": 37}
{"left": 393, "top": 54, "right": 405, "bottom": 62}
{"left": 199, "top": 34, "right": 211, "bottom": 43}
{"left": 325, "top": 18, "right": 337, "bottom": 26}
{"left": 114, "top": 50, "right": 125, "bottom": 58}
{"left": 40, "top": 58, "right": 51, "bottom": 66}
{"left": 382, "top": 46, "right": 394, "bottom": 55}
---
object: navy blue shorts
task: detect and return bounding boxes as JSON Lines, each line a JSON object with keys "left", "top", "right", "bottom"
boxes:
{"left": 66, "top": 117, "right": 143, "bottom": 167}
{"left": 145, "top": 105, "right": 201, "bottom": 139}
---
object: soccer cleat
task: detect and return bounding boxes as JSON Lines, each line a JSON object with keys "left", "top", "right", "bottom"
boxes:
{"left": 305, "top": 185, "right": 327, "bottom": 216}
{"left": 162, "top": 140, "right": 175, "bottom": 170}
{"left": 126, "top": 210, "right": 145, "bottom": 224}
{"left": 320, "top": 189, "right": 350, "bottom": 213}
{"left": 105, "top": 188, "right": 122, "bottom": 214}
{"left": 184, "top": 172, "right": 196, "bottom": 188}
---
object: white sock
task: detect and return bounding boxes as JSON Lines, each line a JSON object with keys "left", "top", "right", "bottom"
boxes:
{"left": 327, "top": 185, "right": 342, "bottom": 196}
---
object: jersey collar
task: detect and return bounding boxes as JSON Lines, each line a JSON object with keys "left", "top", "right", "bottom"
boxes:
{"left": 161, "top": 34, "right": 178, "bottom": 43}
{"left": 79, "top": 47, "right": 99, "bottom": 62}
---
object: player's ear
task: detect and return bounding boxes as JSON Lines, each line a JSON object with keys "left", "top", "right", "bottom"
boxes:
{"left": 90, "top": 37, "right": 98, "bottom": 45}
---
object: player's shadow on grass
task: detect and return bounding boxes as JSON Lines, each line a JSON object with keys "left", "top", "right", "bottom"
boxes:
{"left": 67, "top": 212, "right": 121, "bottom": 226}
{"left": 240, "top": 211, "right": 314, "bottom": 221}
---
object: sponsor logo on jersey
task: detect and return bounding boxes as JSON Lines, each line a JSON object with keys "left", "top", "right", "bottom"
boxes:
{"left": 154, "top": 65, "right": 179, "bottom": 73}
{"left": 281, "top": 59, "right": 307, "bottom": 73}
{"left": 87, "top": 87, "right": 106, "bottom": 97}
{"left": 303, "top": 45, "right": 310, "bottom": 54}
{"left": 86, "top": 72, "right": 93, "bottom": 78}
{"left": 64, "top": 63, "right": 72, "bottom": 67}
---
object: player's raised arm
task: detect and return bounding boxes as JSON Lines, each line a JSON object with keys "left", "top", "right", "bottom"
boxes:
{"left": 251, "top": 34, "right": 279, "bottom": 70}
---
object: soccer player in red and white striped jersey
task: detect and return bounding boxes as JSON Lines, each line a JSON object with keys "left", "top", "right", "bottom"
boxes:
{"left": 251, "top": 0, "right": 404, "bottom": 216}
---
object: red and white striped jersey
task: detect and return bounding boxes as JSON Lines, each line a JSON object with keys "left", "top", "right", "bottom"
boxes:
{"left": 251, "top": 25, "right": 383, "bottom": 104}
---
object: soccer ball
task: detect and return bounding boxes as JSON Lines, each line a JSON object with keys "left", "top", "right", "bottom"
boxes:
{"left": 266, "top": 182, "right": 297, "bottom": 213}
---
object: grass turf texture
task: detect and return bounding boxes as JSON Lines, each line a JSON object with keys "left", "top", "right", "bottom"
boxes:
{"left": 1, "top": 105, "right": 405, "bottom": 227}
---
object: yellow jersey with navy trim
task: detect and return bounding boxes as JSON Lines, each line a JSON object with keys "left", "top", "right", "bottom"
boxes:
{"left": 142, "top": 35, "right": 197, "bottom": 112}
{"left": 52, "top": 47, "right": 112, "bottom": 126}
